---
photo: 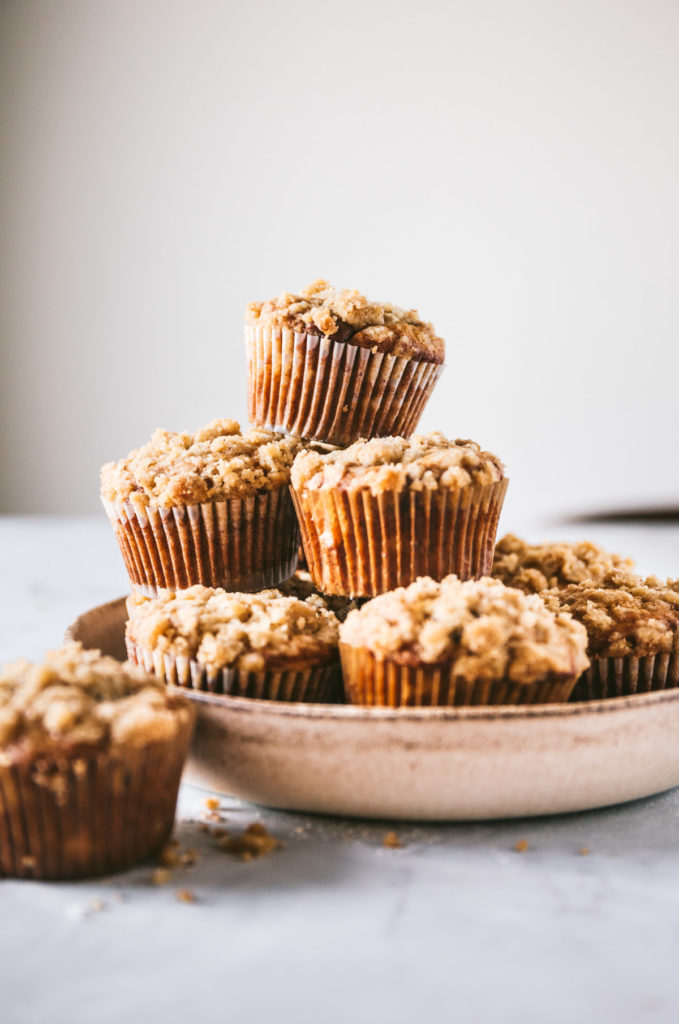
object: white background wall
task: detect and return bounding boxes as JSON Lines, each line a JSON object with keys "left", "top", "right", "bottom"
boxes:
{"left": 1, "top": 0, "right": 678, "bottom": 520}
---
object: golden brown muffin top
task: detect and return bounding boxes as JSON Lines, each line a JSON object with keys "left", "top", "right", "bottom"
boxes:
{"left": 492, "top": 534, "right": 635, "bottom": 595}
{"left": 543, "top": 571, "right": 679, "bottom": 657}
{"left": 100, "top": 418, "right": 301, "bottom": 508}
{"left": 278, "top": 570, "right": 361, "bottom": 623}
{"left": 0, "top": 643, "right": 191, "bottom": 755}
{"left": 126, "top": 586, "right": 340, "bottom": 673}
{"left": 246, "top": 279, "right": 444, "bottom": 363}
{"left": 291, "top": 433, "right": 505, "bottom": 494}
{"left": 340, "top": 575, "right": 589, "bottom": 685}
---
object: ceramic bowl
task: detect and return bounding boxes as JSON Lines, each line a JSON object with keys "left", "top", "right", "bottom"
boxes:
{"left": 66, "top": 597, "right": 679, "bottom": 821}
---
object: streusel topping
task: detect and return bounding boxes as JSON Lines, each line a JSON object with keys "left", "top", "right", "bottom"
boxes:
{"left": 0, "top": 643, "right": 191, "bottom": 753}
{"left": 291, "top": 433, "right": 505, "bottom": 494}
{"left": 246, "top": 280, "right": 444, "bottom": 363}
{"left": 100, "top": 419, "right": 301, "bottom": 508}
{"left": 340, "top": 576, "right": 589, "bottom": 685}
{"left": 126, "top": 586, "right": 339, "bottom": 673}
{"left": 492, "top": 534, "right": 635, "bottom": 595}
{"left": 543, "top": 572, "right": 679, "bottom": 657}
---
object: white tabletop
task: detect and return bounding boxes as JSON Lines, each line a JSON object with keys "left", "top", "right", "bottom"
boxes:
{"left": 2, "top": 515, "right": 679, "bottom": 1024}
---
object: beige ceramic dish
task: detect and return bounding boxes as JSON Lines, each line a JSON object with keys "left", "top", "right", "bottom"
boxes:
{"left": 66, "top": 597, "right": 679, "bottom": 821}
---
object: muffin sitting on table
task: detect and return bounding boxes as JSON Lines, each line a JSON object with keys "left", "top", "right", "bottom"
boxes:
{"left": 0, "top": 643, "right": 194, "bottom": 879}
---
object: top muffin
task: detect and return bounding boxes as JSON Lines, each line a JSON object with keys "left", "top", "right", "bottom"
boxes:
{"left": 543, "top": 571, "right": 679, "bottom": 658}
{"left": 0, "top": 643, "right": 191, "bottom": 755}
{"left": 101, "top": 419, "right": 301, "bottom": 509}
{"left": 291, "top": 433, "right": 505, "bottom": 494}
{"left": 246, "top": 279, "right": 444, "bottom": 363}
{"left": 492, "top": 534, "right": 635, "bottom": 595}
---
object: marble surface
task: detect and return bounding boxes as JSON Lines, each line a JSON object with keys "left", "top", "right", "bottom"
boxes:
{"left": 2, "top": 515, "right": 679, "bottom": 1024}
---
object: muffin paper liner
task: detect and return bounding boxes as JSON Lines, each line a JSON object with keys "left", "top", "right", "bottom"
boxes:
{"left": 127, "top": 640, "right": 343, "bottom": 703}
{"left": 102, "top": 486, "right": 300, "bottom": 596}
{"left": 340, "top": 644, "right": 578, "bottom": 707}
{"left": 291, "top": 478, "right": 508, "bottom": 598}
{"left": 246, "top": 325, "right": 443, "bottom": 446}
{"left": 0, "top": 719, "right": 193, "bottom": 880}
{"left": 571, "top": 651, "right": 679, "bottom": 701}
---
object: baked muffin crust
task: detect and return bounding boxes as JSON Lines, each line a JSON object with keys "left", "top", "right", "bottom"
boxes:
{"left": 126, "top": 586, "right": 340, "bottom": 673}
{"left": 291, "top": 433, "right": 505, "bottom": 494}
{"left": 0, "top": 643, "right": 190, "bottom": 754}
{"left": 246, "top": 279, "right": 444, "bottom": 363}
{"left": 340, "top": 576, "right": 589, "bottom": 685}
{"left": 492, "top": 534, "right": 635, "bottom": 595}
{"left": 101, "top": 419, "right": 301, "bottom": 508}
{"left": 543, "top": 572, "right": 679, "bottom": 657}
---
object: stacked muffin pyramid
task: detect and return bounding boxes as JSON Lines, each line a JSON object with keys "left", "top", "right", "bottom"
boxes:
{"left": 98, "top": 278, "right": 624, "bottom": 710}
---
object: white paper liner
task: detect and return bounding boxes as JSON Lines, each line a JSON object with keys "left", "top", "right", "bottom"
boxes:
{"left": 246, "top": 325, "right": 443, "bottom": 446}
{"left": 102, "top": 486, "right": 299, "bottom": 596}
{"left": 339, "top": 644, "right": 578, "bottom": 707}
{"left": 127, "top": 641, "right": 342, "bottom": 703}
{"left": 291, "top": 478, "right": 508, "bottom": 598}
{"left": 571, "top": 651, "right": 679, "bottom": 701}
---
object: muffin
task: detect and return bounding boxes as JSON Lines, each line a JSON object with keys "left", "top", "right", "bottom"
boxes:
{"left": 101, "top": 419, "right": 302, "bottom": 596}
{"left": 339, "top": 575, "right": 589, "bottom": 707}
{"left": 245, "top": 280, "right": 444, "bottom": 446}
{"left": 543, "top": 571, "right": 679, "bottom": 700}
{"left": 0, "top": 643, "right": 194, "bottom": 880}
{"left": 492, "top": 533, "right": 635, "bottom": 594}
{"left": 126, "top": 585, "right": 342, "bottom": 702}
{"left": 290, "top": 432, "right": 508, "bottom": 598}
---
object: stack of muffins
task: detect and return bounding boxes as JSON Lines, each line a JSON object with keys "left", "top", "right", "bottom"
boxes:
{"left": 2, "top": 277, "right": 678, "bottom": 880}
{"left": 100, "top": 279, "right": 678, "bottom": 710}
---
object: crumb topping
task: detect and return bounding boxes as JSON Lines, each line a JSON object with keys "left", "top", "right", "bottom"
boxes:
{"left": 100, "top": 418, "right": 301, "bottom": 508}
{"left": 492, "top": 534, "right": 635, "bottom": 594}
{"left": 277, "top": 570, "right": 360, "bottom": 622}
{"left": 543, "top": 571, "right": 679, "bottom": 657}
{"left": 246, "top": 279, "right": 444, "bottom": 363}
{"left": 126, "top": 586, "right": 340, "bottom": 673}
{"left": 291, "top": 433, "right": 505, "bottom": 494}
{"left": 0, "top": 643, "right": 191, "bottom": 753}
{"left": 340, "top": 576, "right": 589, "bottom": 685}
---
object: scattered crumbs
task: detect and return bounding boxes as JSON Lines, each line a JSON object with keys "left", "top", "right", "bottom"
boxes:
{"left": 151, "top": 867, "right": 173, "bottom": 886}
{"left": 204, "top": 797, "right": 220, "bottom": 811}
{"left": 158, "top": 839, "right": 180, "bottom": 867}
{"left": 178, "top": 848, "right": 200, "bottom": 868}
{"left": 202, "top": 811, "right": 225, "bottom": 823}
{"left": 90, "top": 900, "right": 105, "bottom": 912}
{"left": 198, "top": 823, "right": 211, "bottom": 833}
{"left": 513, "top": 839, "right": 529, "bottom": 853}
{"left": 176, "top": 888, "right": 196, "bottom": 904}
{"left": 20, "top": 855, "right": 36, "bottom": 869}
{"left": 294, "top": 826, "right": 306, "bottom": 834}
{"left": 218, "top": 822, "right": 282, "bottom": 861}
{"left": 383, "top": 831, "right": 402, "bottom": 849}
{"left": 579, "top": 846, "right": 591, "bottom": 856}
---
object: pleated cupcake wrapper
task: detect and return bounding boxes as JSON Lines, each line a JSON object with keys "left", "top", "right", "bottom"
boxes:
{"left": 340, "top": 644, "right": 578, "bottom": 707}
{"left": 127, "top": 640, "right": 342, "bottom": 703}
{"left": 102, "top": 487, "right": 300, "bottom": 596}
{"left": 291, "top": 478, "right": 508, "bottom": 598}
{"left": 571, "top": 651, "right": 679, "bottom": 702}
{"left": 0, "top": 720, "right": 193, "bottom": 880}
{"left": 246, "top": 325, "right": 443, "bottom": 446}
